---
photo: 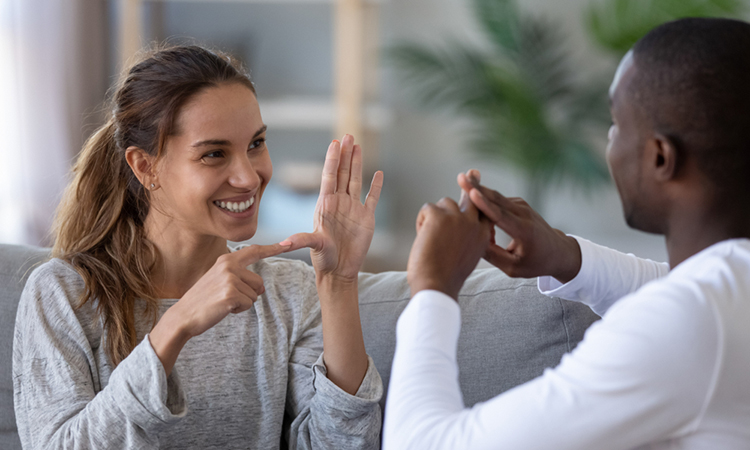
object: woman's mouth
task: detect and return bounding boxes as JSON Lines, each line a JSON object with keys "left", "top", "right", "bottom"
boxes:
{"left": 213, "top": 197, "right": 255, "bottom": 213}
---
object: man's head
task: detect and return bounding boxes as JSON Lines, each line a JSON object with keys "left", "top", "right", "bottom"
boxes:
{"left": 606, "top": 18, "right": 750, "bottom": 234}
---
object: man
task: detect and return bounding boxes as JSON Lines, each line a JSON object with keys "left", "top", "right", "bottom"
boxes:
{"left": 384, "top": 18, "right": 750, "bottom": 449}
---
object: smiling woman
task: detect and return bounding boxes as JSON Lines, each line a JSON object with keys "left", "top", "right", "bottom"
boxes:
{"left": 12, "top": 45, "right": 384, "bottom": 449}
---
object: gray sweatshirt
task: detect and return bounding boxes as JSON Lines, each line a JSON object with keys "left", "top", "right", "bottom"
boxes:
{"left": 12, "top": 254, "right": 383, "bottom": 449}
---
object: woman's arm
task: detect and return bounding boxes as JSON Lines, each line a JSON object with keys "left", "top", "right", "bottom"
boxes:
{"left": 284, "top": 134, "right": 384, "bottom": 395}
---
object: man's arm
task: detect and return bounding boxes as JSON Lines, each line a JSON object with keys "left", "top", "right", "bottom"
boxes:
{"left": 385, "top": 191, "right": 717, "bottom": 449}
{"left": 539, "top": 236, "right": 670, "bottom": 315}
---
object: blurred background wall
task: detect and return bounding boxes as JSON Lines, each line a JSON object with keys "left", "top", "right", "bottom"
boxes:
{"left": 2, "top": 0, "right": 746, "bottom": 270}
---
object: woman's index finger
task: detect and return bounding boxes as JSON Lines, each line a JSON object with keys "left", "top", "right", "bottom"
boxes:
{"left": 234, "top": 243, "right": 292, "bottom": 267}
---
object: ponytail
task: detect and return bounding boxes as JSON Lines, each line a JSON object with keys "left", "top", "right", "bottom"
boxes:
{"left": 53, "top": 120, "right": 159, "bottom": 366}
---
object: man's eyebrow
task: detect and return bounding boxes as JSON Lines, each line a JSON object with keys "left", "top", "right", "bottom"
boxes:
{"left": 190, "top": 125, "right": 268, "bottom": 148}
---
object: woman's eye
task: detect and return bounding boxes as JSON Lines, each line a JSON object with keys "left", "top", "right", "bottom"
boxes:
{"left": 249, "top": 138, "right": 266, "bottom": 150}
{"left": 203, "top": 150, "right": 224, "bottom": 159}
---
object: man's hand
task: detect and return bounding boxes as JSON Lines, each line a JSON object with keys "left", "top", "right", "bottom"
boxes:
{"left": 458, "top": 170, "right": 582, "bottom": 283}
{"left": 407, "top": 197, "right": 493, "bottom": 300}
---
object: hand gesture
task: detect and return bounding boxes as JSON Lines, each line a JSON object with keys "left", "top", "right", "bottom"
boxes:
{"left": 407, "top": 197, "right": 493, "bottom": 300}
{"left": 283, "top": 135, "right": 384, "bottom": 281}
{"left": 458, "top": 170, "right": 582, "bottom": 283}
{"left": 150, "top": 243, "right": 291, "bottom": 375}
{"left": 168, "top": 243, "right": 291, "bottom": 338}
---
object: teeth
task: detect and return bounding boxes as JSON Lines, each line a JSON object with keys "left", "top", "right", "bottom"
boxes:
{"left": 214, "top": 198, "right": 254, "bottom": 213}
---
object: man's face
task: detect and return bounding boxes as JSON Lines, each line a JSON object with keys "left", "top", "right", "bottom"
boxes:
{"left": 606, "top": 51, "right": 659, "bottom": 233}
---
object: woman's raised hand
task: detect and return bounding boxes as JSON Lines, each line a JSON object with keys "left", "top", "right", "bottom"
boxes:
{"left": 283, "top": 135, "right": 384, "bottom": 281}
{"left": 150, "top": 243, "right": 290, "bottom": 375}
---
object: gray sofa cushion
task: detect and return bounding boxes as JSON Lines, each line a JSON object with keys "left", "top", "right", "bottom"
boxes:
{"left": 0, "top": 244, "right": 599, "bottom": 447}
{"left": 0, "top": 244, "right": 49, "bottom": 450}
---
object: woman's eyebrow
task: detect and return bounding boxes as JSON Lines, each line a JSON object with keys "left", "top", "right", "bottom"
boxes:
{"left": 192, "top": 139, "right": 231, "bottom": 148}
{"left": 191, "top": 125, "right": 267, "bottom": 148}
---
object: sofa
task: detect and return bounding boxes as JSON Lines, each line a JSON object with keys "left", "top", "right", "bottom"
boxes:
{"left": 0, "top": 243, "right": 600, "bottom": 449}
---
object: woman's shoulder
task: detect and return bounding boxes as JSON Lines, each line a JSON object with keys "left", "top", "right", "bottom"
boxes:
{"left": 24, "top": 258, "right": 85, "bottom": 298}
{"left": 19, "top": 258, "right": 95, "bottom": 327}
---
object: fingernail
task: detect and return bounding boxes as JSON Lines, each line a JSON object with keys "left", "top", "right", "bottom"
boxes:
{"left": 279, "top": 240, "right": 292, "bottom": 246}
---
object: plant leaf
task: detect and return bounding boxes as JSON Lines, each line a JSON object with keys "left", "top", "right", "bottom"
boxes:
{"left": 586, "top": 0, "right": 746, "bottom": 55}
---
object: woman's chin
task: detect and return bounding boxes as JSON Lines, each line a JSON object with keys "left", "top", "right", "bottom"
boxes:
{"left": 224, "top": 225, "right": 258, "bottom": 243}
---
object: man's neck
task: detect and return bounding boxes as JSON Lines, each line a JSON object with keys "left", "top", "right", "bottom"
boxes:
{"left": 665, "top": 206, "right": 750, "bottom": 268}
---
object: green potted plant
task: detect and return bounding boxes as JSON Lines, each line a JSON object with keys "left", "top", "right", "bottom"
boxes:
{"left": 389, "top": 0, "right": 611, "bottom": 210}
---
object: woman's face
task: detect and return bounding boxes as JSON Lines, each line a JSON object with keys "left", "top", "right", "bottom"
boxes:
{"left": 151, "top": 82, "right": 272, "bottom": 243}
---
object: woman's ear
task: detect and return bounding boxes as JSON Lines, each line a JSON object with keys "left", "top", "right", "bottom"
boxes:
{"left": 125, "top": 146, "right": 158, "bottom": 190}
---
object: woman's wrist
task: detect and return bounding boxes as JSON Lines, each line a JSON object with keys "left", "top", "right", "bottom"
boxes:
{"left": 149, "top": 308, "right": 191, "bottom": 376}
{"left": 316, "top": 272, "right": 358, "bottom": 297}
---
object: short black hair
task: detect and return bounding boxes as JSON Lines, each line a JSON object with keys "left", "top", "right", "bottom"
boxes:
{"left": 631, "top": 17, "right": 750, "bottom": 199}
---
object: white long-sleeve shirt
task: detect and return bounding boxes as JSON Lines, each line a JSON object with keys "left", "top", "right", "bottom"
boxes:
{"left": 384, "top": 237, "right": 750, "bottom": 450}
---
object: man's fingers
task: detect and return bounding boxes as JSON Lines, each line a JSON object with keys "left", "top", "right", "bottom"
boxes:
{"left": 365, "top": 171, "right": 384, "bottom": 213}
{"left": 466, "top": 169, "right": 481, "bottom": 184}
{"left": 280, "top": 232, "right": 325, "bottom": 252}
{"left": 458, "top": 187, "right": 470, "bottom": 211}
{"left": 349, "top": 144, "right": 363, "bottom": 198}
{"left": 336, "top": 134, "right": 354, "bottom": 193}
{"left": 475, "top": 184, "right": 518, "bottom": 212}
{"left": 457, "top": 173, "right": 473, "bottom": 195}
{"left": 320, "top": 140, "right": 340, "bottom": 196}
{"left": 483, "top": 243, "right": 520, "bottom": 275}
{"left": 235, "top": 243, "right": 292, "bottom": 267}
{"left": 436, "top": 197, "right": 460, "bottom": 212}
{"left": 469, "top": 188, "right": 522, "bottom": 237}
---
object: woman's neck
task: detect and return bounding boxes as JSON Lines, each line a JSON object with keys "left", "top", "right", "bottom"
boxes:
{"left": 144, "top": 215, "right": 230, "bottom": 299}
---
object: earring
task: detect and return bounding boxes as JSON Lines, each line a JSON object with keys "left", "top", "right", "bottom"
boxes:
{"left": 150, "top": 183, "right": 155, "bottom": 189}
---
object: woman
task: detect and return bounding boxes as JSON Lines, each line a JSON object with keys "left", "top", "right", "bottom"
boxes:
{"left": 12, "top": 45, "right": 384, "bottom": 449}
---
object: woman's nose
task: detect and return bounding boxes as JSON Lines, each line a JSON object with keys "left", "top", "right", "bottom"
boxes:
{"left": 228, "top": 156, "right": 261, "bottom": 189}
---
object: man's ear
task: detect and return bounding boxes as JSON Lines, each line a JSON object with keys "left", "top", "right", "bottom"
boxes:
{"left": 646, "top": 134, "right": 679, "bottom": 182}
{"left": 125, "top": 146, "right": 158, "bottom": 189}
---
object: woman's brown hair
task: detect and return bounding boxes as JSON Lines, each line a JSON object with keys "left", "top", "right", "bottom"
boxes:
{"left": 52, "top": 45, "right": 256, "bottom": 366}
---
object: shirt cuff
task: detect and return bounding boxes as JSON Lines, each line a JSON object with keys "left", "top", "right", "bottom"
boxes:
{"left": 106, "top": 334, "right": 188, "bottom": 433}
{"left": 537, "top": 235, "right": 597, "bottom": 300}
{"left": 397, "top": 290, "right": 461, "bottom": 358}
{"left": 312, "top": 353, "right": 383, "bottom": 418}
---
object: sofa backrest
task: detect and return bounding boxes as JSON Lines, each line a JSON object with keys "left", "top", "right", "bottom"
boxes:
{"left": 0, "top": 244, "right": 599, "bottom": 447}
{"left": 357, "top": 268, "right": 599, "bottom": 411}
{"left": 0, "top": 244, "right": 49, "bottom": 450}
